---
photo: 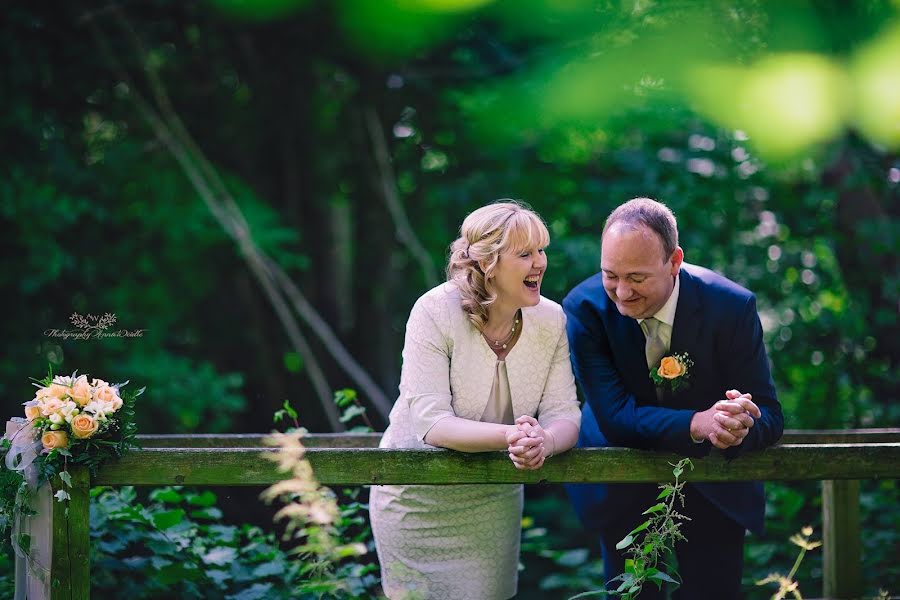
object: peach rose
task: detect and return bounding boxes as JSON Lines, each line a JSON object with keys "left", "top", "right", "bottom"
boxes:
{"left": 71, "top": 414, "right": 99, "bottom": 439}
{"left": 69, "top": 375, "right": 92, "bottom": 406}
{"left": 24, "top": 404, "right": 42, "bottom": 421}
{"left": 41, "top": 430, "right": 69, "bottom": 450}
{"left": 94, "top": 385, "right": 122, "bottom": 411}
{"left": 52, "top": 383, "right": 72, "bottom": 399}
{"left": 38, "top": 383, "right": 70, "bottom": 400}
{"left": 657, "top": 356, "right": 686, "bottom": 379}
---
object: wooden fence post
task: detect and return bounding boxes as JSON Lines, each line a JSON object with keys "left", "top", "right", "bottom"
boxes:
{"left": 50, "top": 466, "right": 91, "bottom": 600}
{"left": 822, "top": 479, "right": 862, "bottom": 600}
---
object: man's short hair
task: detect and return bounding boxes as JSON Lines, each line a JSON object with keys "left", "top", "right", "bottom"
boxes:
{"left": 602, "top": 198, "right": 679, "bottom": 260}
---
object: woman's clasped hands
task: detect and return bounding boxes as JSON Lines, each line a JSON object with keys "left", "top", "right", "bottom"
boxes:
{"left": 506, "top": 415, "right": 554, "bottom": 470}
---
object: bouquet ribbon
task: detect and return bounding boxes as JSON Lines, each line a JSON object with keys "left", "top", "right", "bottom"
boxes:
{"left": 5, "top": 419, "right": 43, "bottom": 487}
{"left": 4, "top": 419, "right": 51, "bottom": 600}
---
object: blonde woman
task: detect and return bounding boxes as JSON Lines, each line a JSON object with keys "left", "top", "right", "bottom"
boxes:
{"left": 369, "top": 201, "right": 581, "bottom": 600}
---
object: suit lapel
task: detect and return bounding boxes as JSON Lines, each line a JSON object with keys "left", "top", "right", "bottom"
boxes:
{"left": 610, "top": 311, "right": 657, "bottom": 403}
{"left": 671, "top": 268, "right": 703, "bottom": 352}
{"left": 668, "top": 268, "right": 703, "bottom": 403}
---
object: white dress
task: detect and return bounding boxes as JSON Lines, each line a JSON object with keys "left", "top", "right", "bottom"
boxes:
{"left": 369, "top": 283, "right": 581, "bottom": 600}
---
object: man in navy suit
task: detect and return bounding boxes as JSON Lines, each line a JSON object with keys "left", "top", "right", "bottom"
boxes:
{"left": 564, "top": 198, "right": 783, "bottom": 599}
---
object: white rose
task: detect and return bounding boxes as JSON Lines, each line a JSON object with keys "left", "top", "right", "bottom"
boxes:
{"left": 84, "top": 400, "right": 112, "bottom": 421}
{"left": 52, "top": 375, "right": 74, "bottom": 387}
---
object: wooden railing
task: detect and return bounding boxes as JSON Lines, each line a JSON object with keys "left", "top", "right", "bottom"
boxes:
{"left": 48, "top": 429, "right": 900, "bottom": 600}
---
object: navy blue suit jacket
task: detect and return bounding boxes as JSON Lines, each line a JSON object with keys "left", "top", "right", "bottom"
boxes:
{"left": 563, "top": 264, "right": 783, "bottom": 535}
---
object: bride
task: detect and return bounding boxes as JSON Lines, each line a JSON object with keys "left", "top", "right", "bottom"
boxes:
{"left": 369, "top": 200, "right": 581, "bottom": 600}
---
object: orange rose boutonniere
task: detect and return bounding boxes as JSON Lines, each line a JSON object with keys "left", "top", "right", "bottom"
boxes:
{"left": 650, "top": 352, "right": 694, "bottom": 392}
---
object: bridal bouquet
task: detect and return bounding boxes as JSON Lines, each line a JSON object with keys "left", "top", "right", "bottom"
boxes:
{"left": 1, "top": 370, "right": 141, "bottom": 512}
{"left": 0, "top": 371, "right": 139, "bottom": 594}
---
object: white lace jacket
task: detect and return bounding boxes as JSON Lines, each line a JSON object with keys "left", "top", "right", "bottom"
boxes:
{"left": 380, "top": 282, "right": 581, "bottom": 449}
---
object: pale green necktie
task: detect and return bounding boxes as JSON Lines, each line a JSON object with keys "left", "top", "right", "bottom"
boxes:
{"left": 642, "top": 317, "right": 667, "bottom": 368}
{"left": 643, "top": 318, "right": 667, "bottom": 403}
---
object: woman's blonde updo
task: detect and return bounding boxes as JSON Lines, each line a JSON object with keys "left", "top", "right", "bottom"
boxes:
{"left": 446, "top": 200, "right": 550, "bottom": 331}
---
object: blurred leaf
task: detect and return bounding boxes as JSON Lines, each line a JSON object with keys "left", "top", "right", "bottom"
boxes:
{"left": 152, "top": 508, "right": 186, "bottom": 530}
{"left": 283, "top": 352, "right": 303, "bottom": 373}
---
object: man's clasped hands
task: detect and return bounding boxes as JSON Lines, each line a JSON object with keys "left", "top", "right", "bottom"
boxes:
{"left": 506, "top": 389, "right": 762, "bottom": 470}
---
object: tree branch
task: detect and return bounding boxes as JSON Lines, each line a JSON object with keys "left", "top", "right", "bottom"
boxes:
{"left": 264, "top": 257, "right": 393, "bottom": 418}
{"left": 364, "top": 105, "right": 440, "bottom": 288}
{"left": 87, "top": 14, "right": 344, "bottom": 430}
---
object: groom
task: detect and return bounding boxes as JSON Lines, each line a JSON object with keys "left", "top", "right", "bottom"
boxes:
{"left": 564, "top": 198, "right": 783, "bottom": 599}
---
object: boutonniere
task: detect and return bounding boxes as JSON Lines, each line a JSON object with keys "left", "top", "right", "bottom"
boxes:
{"left": 650, "top": 353, "right": 694, "bottom": 392}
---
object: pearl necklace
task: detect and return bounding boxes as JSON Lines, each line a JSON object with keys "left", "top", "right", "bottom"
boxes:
{"left": 484, "top": 312, "right": 520, "bottom": 349}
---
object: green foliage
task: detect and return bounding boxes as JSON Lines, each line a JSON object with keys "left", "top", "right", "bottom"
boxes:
{"left": 0, "top": 438, "right": 24, "bottom": 528}
{"left": 261, "top": 400, "right": 376, "bottom": 598}
{"left": 273, "top": 399, "right": 299, "bottom": 427}
{"left": 334, "top": 389, "right": 374, "bottom": 433}
{"left": 600, "top": 459, "right": 693, "bottom": 599}
{"left": 517, "top": 461, "right": 696, "bottom": 600}
{"left": 0, "top": 159, "right": 249, "bottom": 433}
{"left": 755, "top": 526, "right": 821, "bottom": 600}
{"left": 325, "top": 487, "right": 381, "bottom": 599}
{"left": 746, "top": 479, "right": 900, "bottom": 598}
{"left": 90, "top": 485, "right": 303, "bottom": 599}
{"left": 0, "top": 547, "right": 14, "bottom": 599}
{"left": 519, "top": 513, "right": 606, "bottom": 597}
{"left": 115, "top": 354, "right": 245, "bottom": 433}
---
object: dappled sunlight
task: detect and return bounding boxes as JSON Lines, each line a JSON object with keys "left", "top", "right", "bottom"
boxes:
{"left": 739, "top": 55, "right": 848, "bottom": 156}
{"left": 688, "top": 54, "right": 849, "bottom": 160}
{"left": 852, "top": 21, "right": 900, "bottom": 147}
{"left": 309, "top": 0, "right": 900, "bottom": 157}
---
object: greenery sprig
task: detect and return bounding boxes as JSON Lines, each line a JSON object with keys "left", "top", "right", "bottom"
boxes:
{"left": 571, "top": 458, "right": 694, "bottom": 599}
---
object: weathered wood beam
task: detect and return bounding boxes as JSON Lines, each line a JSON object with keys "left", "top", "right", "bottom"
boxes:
{"left": 135, "top": 428, "right": 900, "bottom": 448}
{"left": 137, "top": 432, "right": 382, "bottom": 448}
{"left": 93, "top": 443, "right": 900, "bottom": 487}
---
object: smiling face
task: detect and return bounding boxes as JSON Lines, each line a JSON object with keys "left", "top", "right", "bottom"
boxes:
{"left": 449, "top": 201, "right": 551, "bottom": 330}
{"left": 601, "top": 223, "right": 683, "bottom": 319}
{"left": 491, "top": 245, "right": 548, "bottom": 313}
